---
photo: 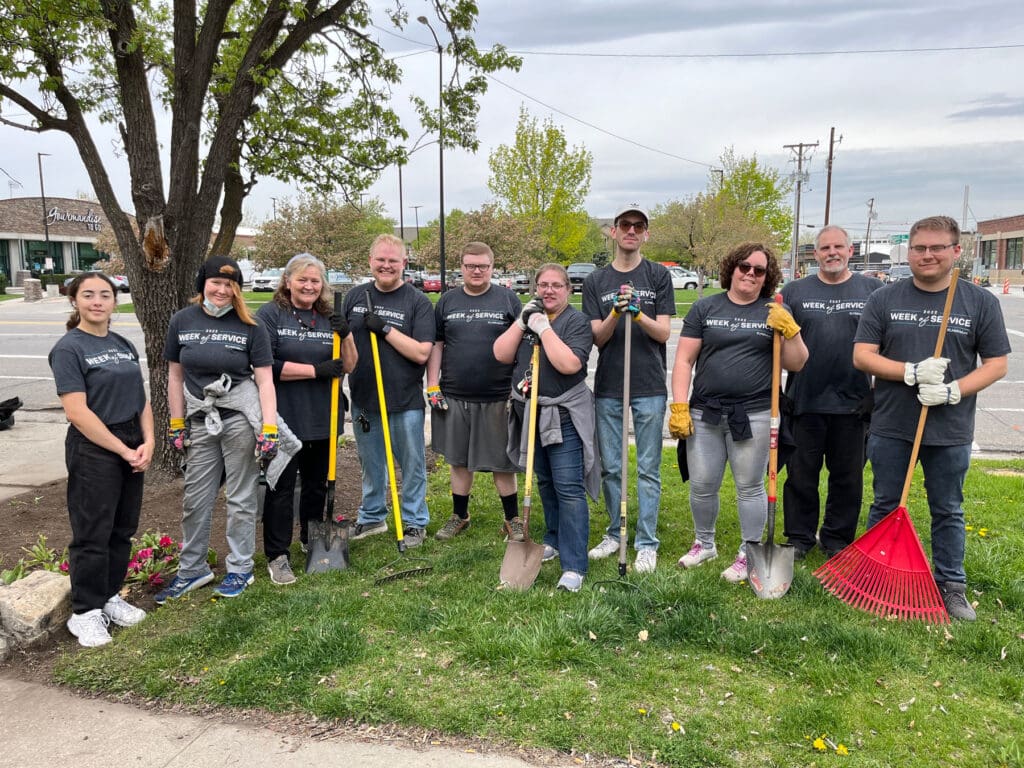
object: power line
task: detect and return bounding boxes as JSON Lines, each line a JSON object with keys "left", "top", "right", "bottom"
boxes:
{"left": 505, "top": 43, "right": 1024, "bottom": 60}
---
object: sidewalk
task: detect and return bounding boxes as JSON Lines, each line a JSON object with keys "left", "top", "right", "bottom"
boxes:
{"left": 0, "top": 675, "right": 542, "bottom": 768}
{"left": 0, "top": 411, "right": 68, "bottom": 503}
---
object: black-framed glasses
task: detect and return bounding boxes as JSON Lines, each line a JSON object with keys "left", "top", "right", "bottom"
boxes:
{"left": 909, "top": 244, "right": 956, "bottom": 255}
{"left": 617, "top": 220, "right": 647, "bottom": 233}
{"left": 461, "top": 263, "right": 491, "bottom": 272}
{"left": 737, "top": 262, "right": 767, "bottom": 277}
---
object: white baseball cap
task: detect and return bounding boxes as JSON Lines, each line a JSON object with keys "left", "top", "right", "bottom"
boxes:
{"left": 614, "top": 204, "right": 649, "bottom": 225}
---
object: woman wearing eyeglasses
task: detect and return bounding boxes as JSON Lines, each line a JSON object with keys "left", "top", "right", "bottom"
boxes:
{"left": 494, "top": 263, "right": 598, "bottom": 592}
{"left": 669, "top": 242, "right": 808, "bottom": 583}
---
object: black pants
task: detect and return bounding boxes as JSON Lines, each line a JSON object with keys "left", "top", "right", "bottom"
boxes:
{"left": 781, "top": 413, "right": 866, "bottom": 553}
{"left": 262, "top": 438, "right": 329, "bottom": 560}
{"left": 65, "top": 419, "right": 144, "bottom": 613}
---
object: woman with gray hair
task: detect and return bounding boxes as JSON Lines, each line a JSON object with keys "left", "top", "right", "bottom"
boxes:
{"left": 255, "top": 253, "right": 357, "bottom": 584}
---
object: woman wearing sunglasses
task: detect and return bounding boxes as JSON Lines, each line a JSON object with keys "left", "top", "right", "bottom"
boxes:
{"left": 669, "top": 242, "right": 807, "bottom": 583}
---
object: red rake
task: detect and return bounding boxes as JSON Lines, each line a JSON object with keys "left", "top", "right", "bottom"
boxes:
{"left": 814, "top": 268, "right": 962, "bottom": 625}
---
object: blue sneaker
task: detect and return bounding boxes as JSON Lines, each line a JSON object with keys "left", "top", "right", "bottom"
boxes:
{"left": 154, "top": 572, "right": 214, "bottom": 605}
{"left": 213, "top": 571, "right": 255, "bottom": 598}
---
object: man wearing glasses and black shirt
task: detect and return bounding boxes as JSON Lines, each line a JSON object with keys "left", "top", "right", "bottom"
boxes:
{"left": 426, "top": 242, "right": 524, "bottom": 542}
{"left": 582, "top": 204, "right": 675, "bottom": 573}
{"left": 854, "top": 215, "right": 1009, "bottom": 621}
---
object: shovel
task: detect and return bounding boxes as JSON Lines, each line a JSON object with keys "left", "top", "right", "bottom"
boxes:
{"left": 499, "top": 342, "right": 545, "bottom": 590}
{"left": 746, "top": 293, "right": 795, "bottom": 599}
{"left": 306, "top": 291, "right": 350, "bottom": 573}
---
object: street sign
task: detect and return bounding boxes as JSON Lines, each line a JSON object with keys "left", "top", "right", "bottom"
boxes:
{"left": 889, "top": 234, "right": 909, "bottom": 244}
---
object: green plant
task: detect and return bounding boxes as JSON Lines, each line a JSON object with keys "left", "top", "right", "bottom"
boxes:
{"left": 125, "top": 533, "right": 182, "bottom": 589}
{"left": 21, "top": 534, "right": 69, "bottom": 573}
{"left": 0, "top": 272, "right": 8, "bottom": 294}
{"left": 1, "top": 556, "right": 27, "bottom": 585}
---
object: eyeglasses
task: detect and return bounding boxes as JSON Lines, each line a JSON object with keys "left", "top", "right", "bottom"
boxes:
{"left": 737, "top": 262, "right": 767, "bottom": 277}
{"left": 536, "top": 282, "right": 567, "bottom": 291}
{"left": 909, "top": 243, "right": 957, "bottom": 255}
{"left": 617, "top": 220, "right": 647, "bottom": 233}
{"left": 461, "top": 263, "right": 491, "bottom": 272}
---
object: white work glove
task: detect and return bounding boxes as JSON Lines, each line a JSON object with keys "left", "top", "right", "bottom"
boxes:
{"left": 526, "top": 311, "right": 552, "bottom": 336}
{"left": 904, "top": 357, "right": 950, "bottom": 386}
{"left": 917, "top": 381, "right": 961, "bottom": 406}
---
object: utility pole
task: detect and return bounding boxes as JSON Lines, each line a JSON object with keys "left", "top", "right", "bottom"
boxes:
{"left": 410, "top": 205, "right": 423, "bottom": 251}
{"left": 823, "top": 127, "right": 842, "bottom": 225}
{"left": 37, "top": 153, "right": 51, "bottom": 268}
{"left": 784, "top": 140, "right": 818, "bottom": 279}
{"left": 961, "top": 185, "right": 970, "bottom": 232}
{"left": 864, "top": 198, "right": 877, "bottom": 266}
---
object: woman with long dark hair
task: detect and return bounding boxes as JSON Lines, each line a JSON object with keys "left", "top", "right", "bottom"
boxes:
{"left": 49, "top": 273, "right": 154, "bottom": 646}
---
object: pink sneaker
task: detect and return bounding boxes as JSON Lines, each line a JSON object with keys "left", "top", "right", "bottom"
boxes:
{"left": 721, "top": 555, "right": 748, "bottom": 583}
{"left": 677, "top": 541, "right": 718, "bottom": 568}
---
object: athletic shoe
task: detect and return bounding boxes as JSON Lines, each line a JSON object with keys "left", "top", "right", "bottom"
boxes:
{"left": 721, "top": 555, "right": 748, "bottom": 584}
{"left": 542, "top": 545, "right": 559, "bottom": 562}
{"left": 67, "top": 609, "right": 112, "bottom": 648}
{"left": 557, "top": 570, "right": 584, "bottom": 592}
{"left": 677, "top": 541, "right": 718, "bottom": 569}
{"left": 213, "top": 571, "right": 254, "bottom": 598}
{"left": 154, "top": 572, "right": 215, "bottom": 605}
{"left": 588, "top": 535, "right": 619, "bottom": 560}
{"left": 435, "top": 514, "right": 470, "bottom": 541}
{"left": 267, "top": 555, "right": 296, "bottom": 585}
{"left": 103, "top": 594, "right": 146, "bottom": 627}
{"left": 792, "top": 546, "right": 810, "bottom": 561}
{"left": 351, "top": 520, "right": 388, "bottom": 540}
{"left": 634, "top": 548, "right": 657, "bottom": 574}
{"left": 503, "top": 516, "right": 525, "bottom": 543}
{"left": 939, "top": 582, "right": 977, "bottom": 621}
{"left": 404, "top": 527, "right": 426, "bottom": 549}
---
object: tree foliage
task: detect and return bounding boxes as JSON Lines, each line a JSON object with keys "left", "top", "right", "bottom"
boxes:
{"left": 415, "top": 204, "right": 545, "bottom": 272}
{"left": 0, "top": 0, "right": 518, "bottom": 469}
{"left": 487, "top": 106, "right": 593, "bottom": 261}
{"left": 717, "top": 147, "right": 794, "bottom": 250}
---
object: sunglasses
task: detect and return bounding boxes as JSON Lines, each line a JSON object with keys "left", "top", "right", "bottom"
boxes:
{"left": 737, "top": 262, "right": 767, "bottom": 277}
{"left": 617, "top": 220, "right": 647, "bottom": 233}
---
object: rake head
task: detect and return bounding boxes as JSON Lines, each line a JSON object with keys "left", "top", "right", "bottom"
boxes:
{"left": 814, "top": 506, "right": 950, "bottom": 625}
{"left": 373, "top": 555, "right": 433, "bottom": 585}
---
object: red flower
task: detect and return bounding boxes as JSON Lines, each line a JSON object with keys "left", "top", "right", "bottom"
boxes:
{"left": 148, "top": 573, "right": 164, "bottom": 586}
{"left": 158, "top": 535, "right": 174, "bottom": 548}
{"left": 59, "top": 561, "right": 69, "bottom": 573}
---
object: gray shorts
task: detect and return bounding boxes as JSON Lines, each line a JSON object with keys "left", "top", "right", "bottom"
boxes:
{"left": 431, "top": 397, "right": 518, "bottom": 473}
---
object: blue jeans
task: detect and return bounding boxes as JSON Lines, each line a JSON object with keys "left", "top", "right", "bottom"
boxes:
{"left": 595, "top": 395, "right": 666, "bottom": 551}
{"left": 534, "top": 412, "right": 590, "bottom": 575}
{"left": 686, "top": 408, "right": 770, "bottom": 552}
{"left": 866, "top": 434, "right": 971, "bottom": 584}
{"left": 353, "top": 406, "right": 430, "bottom": 529}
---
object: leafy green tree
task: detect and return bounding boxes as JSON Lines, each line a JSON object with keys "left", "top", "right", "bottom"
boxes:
{"left": 487, "top": 106, "right": 593, "bottom": 261}
{"left": 718, "top": 147, "right": 794, "bottom": 249}
{"left": 0, "top": 0, "right": 518, "bottom": 468}
{"left": 415, "top": 204, "right": 545, "bottom": 272}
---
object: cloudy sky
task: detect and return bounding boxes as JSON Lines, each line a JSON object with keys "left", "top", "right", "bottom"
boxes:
{"left": 3, "top": 1, "right": 1024, "bottom": 244}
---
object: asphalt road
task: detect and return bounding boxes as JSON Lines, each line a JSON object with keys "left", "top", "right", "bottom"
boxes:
{"left": 2, "top": 287, "right": 1022, "bottom": 455}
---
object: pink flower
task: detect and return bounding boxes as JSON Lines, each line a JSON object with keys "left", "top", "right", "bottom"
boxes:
{"left": 137, "top": 547, "right": 154, "bottom": 560}
{"left": 59, "top": 561, "right": 69, "bottom": 573}
{"left": 163, "top": 555, "right": 175, "bottom": 563}
{"left": 158, "top": 535, "right": 173, "bottom": 548}
{"left": 148, "top": 573, "right": 164, "bottom": 586}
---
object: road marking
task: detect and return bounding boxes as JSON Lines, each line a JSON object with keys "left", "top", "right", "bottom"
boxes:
{"left": 1007, "top": 328, "right": 1024, "bottom": 338}
{"left": 0, "top": 375, "right": 54, "bottom": 381}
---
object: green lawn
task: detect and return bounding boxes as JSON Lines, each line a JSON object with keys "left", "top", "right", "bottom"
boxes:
{"left": 56, "top": 452, "right": 1024, "bottom": 768}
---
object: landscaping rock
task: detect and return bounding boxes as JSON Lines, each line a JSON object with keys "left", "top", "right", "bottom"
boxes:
{"left": 0, "top": 632, "right": 9, "bottom": 662}
{"left": 0, "top": 570, "right": 71, "bottom": 646}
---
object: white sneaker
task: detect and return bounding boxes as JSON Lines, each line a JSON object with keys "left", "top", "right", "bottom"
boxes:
{"left": 103, "top": 594, "right": 146, "bottom": 627}
{"left": 634, "top": 548, "right": 657, "bottom": 574}
{"left": 588, "top": 535, "right": 620, "bottom": 560}
{"left": 67, "top": 609, "right": 112, "bottom": 647}
{"left": 557, "top": 570, "right": 584, "bottom": 592}
{"left": 721, "top": 554, "right": 749, "bottom": 584}
{"left": 542, "top": 545, "right": 559, "bottom": 562}
{"left": 677, "top": 541, "right": 718, "bottom": 568}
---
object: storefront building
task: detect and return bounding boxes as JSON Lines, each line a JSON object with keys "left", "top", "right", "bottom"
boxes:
{"left": 0, "top": 197, "right": 126, "bottom": 283}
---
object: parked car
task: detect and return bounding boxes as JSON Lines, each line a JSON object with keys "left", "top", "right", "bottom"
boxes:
{"left": 512, "top": 274, "right": 531, "bottom": 294}
{"left": 422, "top": 274, "right": 442, "bottom": 293}
{"left": 61, "top": 272, "right": 129, "bottom": 295}
{"left": 668, "top": 266, "right": 699, "bottom": 290}
{"left": 252, "top": 268, "right": 283, "bottom": 292}
{"left": 889, "top": 265, "right": 912, "bottom": 282}
{"left": 327, "top": 270, "right": 353, "bottom": 288}
{"left": 566, "top": 262, "right": 597, "bottom": 293}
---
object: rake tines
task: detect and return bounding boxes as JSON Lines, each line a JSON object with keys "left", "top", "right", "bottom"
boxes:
{"left": 814, "top": 506, "right": 950, "bottom": 625}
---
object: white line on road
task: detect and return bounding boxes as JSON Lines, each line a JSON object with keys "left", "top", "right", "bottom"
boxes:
{"left": 1007, "top": 328, "right": 1024, "bottom": 338}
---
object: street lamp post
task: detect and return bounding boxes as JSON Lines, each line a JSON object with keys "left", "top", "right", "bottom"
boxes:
{"left": 417, "top": 16, "right": 446, "bottom": 291}
{"left": 410, "top": 205, "right": 423, "bottom": 251}
{"left": 37, "top": 153, "right": 51, "bottom": 269}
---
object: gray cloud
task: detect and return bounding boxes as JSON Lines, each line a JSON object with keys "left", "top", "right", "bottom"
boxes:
{"left": 949, "top": 94, "right": 1024, "bottom": 120}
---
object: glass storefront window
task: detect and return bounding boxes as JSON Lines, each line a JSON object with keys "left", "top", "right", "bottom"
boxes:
{"left": 1006, "top": 238, "right": 1023, "bottom": 270}
{"left": 77, "top": 241, "right": 102, "bottom": 271}
{"left": 25, "top": 240, "right": 64, "bottom": 273}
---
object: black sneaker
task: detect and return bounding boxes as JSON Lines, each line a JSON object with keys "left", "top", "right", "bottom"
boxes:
{"left": 351, "top": 520, "right": 388, "bottom": 540}
{"left": 404, "top": 527, "right": 426, "bottom": 548}
{"left": 939, "top": 581, "right": 977, "bottom": 621}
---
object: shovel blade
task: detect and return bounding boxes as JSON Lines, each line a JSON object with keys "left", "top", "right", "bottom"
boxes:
{"left": 499, "top": 539, "right": 544, "bottom": 591}
{"left": 305, "top": 519, "right": 350, "bottom": 574}
{"left": 746, "top": 541, "right": 795, "bottom": 600}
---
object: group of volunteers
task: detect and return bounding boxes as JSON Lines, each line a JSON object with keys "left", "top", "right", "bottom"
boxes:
{"left": 50, "top": 209, "right": 1009, "bottom": 647}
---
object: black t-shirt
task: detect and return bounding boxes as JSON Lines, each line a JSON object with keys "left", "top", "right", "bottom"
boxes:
{"left": 164, "top": 305, "right": 273, "bottom": 398}
{"left": 510, "top": 307, "right": 593, "bottom": 398}
{"left": 256, "top": 301, "right": 340, "bottom": 440}
{"left": 582, "top": 259, "right": 676, "bottom": 398}
{"left": 781, "top": 273, "right": 883, "bottom": 415}
{"left": 681, "top": 292, "right": 780, "bottom": 410}
{"left": 343, "top": 282, "right": 435, "bottom": 413}
{"left": 49, "top": 329, "right": 146, "bottom": 424}
{"left": 855, "top": 278, "right": 1011, "bottom": 445}
{"left": 435, "top": 284, "right": 521, "bottom": 401}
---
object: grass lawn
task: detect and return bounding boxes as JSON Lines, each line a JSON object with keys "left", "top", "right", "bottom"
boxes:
{"left": 55, "top": 450, "right": 1024, "bottom": 767}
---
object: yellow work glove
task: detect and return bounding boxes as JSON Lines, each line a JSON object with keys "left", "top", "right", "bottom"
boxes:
{"left": 766, "top": 302, "right": 800, "bottom": 339}
{"left": 669, "top": 402, "right": 694, "bottom": 439}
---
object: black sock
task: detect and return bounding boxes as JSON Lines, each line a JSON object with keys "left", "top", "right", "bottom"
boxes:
{"left": 452, "top": 493, "right": 470, "bottom": 520}
{"left": 500, "top": 492, "right": 519, "bottom": 521}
